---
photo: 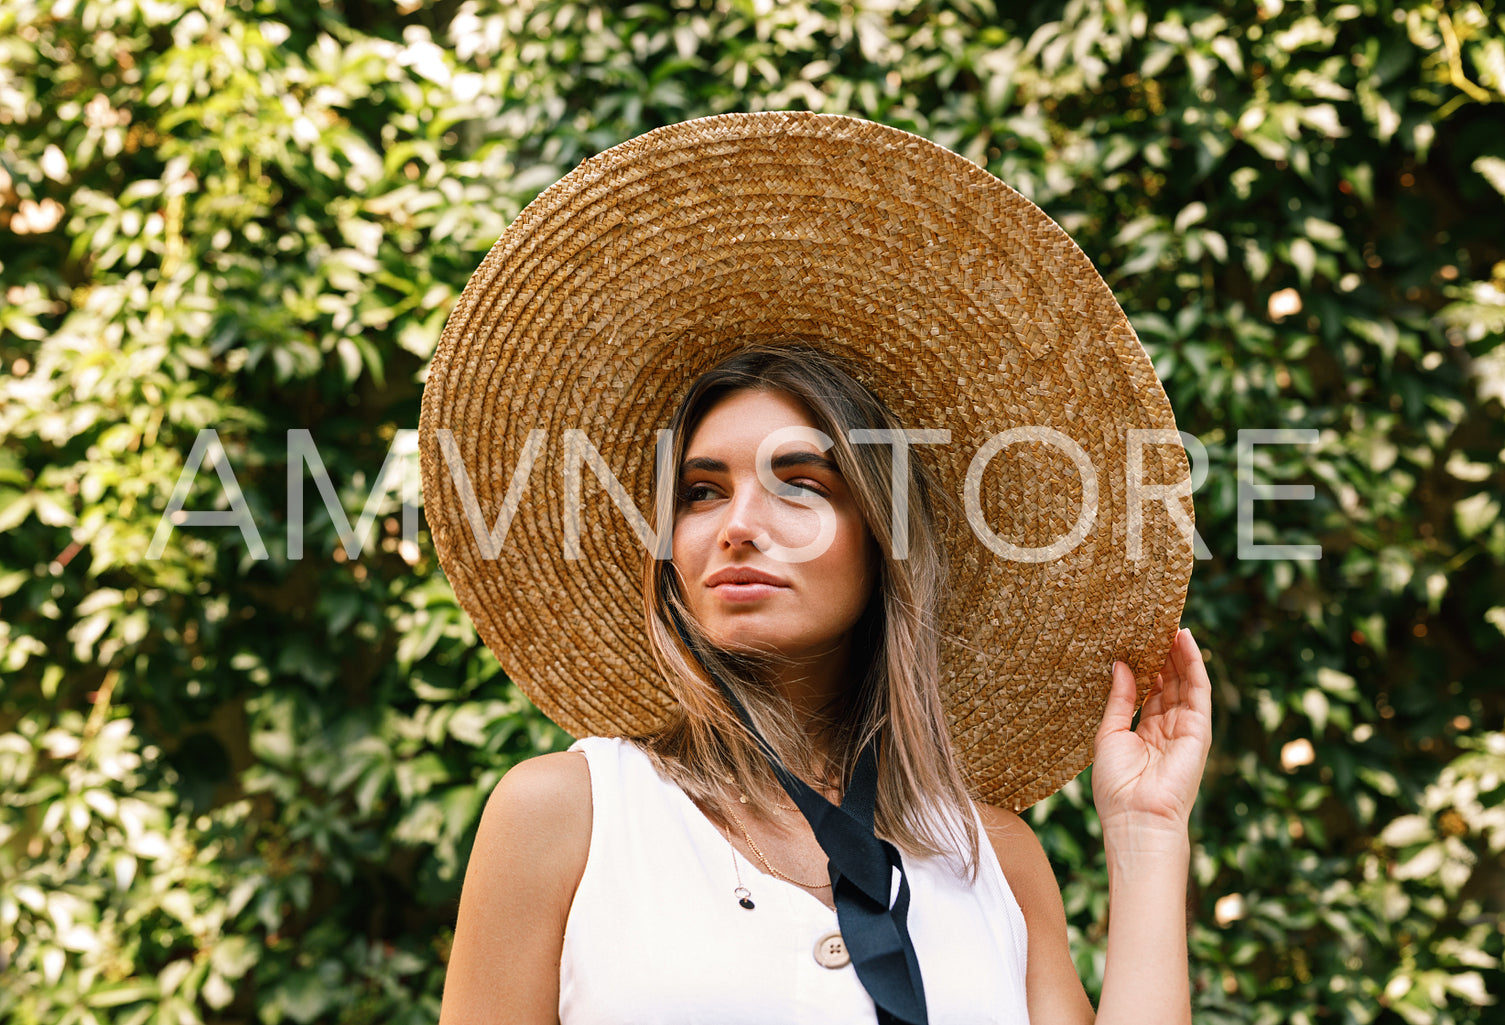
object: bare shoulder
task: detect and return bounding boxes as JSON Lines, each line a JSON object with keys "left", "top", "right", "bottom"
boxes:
{"left": 488, "top": 749, "right": 592, "bottom": 817}
{"left": 439, "top": 751, "right": 592, "bottom": 1025}
{"left": 476, "top": 750, "right": 592, "bottom": 878}
{"left": 972, "top": 800, "right": 1055, "bottom": 902}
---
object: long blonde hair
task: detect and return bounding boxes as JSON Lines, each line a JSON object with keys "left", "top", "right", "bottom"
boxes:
{"left": 639, "top": 345, "right": 982, "bottom": 875}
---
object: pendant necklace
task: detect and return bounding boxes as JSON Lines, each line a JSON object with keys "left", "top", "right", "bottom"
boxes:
{"left": 720, "top": 782, "right": 833, "bottom": 911}
{"left": 723, "top": 820, "right": 757, "bottom": 909}
{"left": 721, "top": 805, "right": 852, "bottom": 971}
{"left": 718, "top": 777, "right": 852, "bottom": 971}
{"left": 722, "top": 816, "right": 835, "bottom": 911}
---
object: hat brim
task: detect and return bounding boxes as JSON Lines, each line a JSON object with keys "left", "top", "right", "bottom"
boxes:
{"left": 418, "top": 112, "right": 1194, "bottom": 810}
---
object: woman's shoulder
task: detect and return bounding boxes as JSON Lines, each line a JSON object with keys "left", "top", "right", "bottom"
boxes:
{"left": 971, "top": 799, "right": 1033, "bottom": 845}
{"left": 443, "top": 751, "right": 593, "bottom": 1023}
{"left": 469, "top": 750, "right": 593, "bottom": 894}
{"left": 969, "top": 802, "right": 1095, "bottom": 1021}
{"left": 483, "top": 735, "right": 646, "bottom": 830}
{"left": 487, "top": 749, "right": 592, "bottom": 828}
{"left": 970, "top": 799, "right": 1059, "bottom": 916}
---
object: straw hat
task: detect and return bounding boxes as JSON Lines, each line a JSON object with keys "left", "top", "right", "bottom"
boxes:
{"left": 418, "top": 111, "right": 1194, "bottom": 810}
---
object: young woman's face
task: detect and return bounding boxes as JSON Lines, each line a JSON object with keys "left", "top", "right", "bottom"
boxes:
{"left": 672, "top": 388, "right": 875, "bottom": 662}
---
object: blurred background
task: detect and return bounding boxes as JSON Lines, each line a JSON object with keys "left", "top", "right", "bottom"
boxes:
{"left": 2, "top": 1, "right": 1503, "bottom": 1022}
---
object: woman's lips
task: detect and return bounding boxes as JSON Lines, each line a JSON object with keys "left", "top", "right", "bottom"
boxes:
{"left": 710, "top": 581, "right": 785, "bottom": 602}
{"left": 704, "top": 568, "right": 789, "bottom": 603}
{"left": 705, "top": 567, "right": 788, "bottom": 587}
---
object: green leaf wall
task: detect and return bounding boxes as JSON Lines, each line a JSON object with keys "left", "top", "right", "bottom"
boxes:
{"left": 2, "top": 1, "right": 1502, "bottom": 1022}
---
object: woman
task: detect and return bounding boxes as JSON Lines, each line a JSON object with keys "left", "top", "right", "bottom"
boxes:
{"left": 420, "top": 113, "right": 1210, "bottom": 1024}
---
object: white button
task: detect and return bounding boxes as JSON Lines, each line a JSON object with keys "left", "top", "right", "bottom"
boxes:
{"left": 813, "top": 931, "right": 850, "bottom": 969}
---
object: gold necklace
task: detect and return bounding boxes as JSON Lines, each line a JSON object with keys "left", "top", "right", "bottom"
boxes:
{"left": 723, "top": 821, "right": 757, "bottom": 909}
{"left": 725, "top": 772, "right": 795, "bottom": 813}
{"left": 725, "top": 805, "right": 832, "bottom": 890}
{"left": 724, "top": 771, "right": 840, "bottom": 812}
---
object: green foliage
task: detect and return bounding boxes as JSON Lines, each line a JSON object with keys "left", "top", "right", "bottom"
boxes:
{"left": 2, "top": 0, "right": 1503, "bottom": 1022}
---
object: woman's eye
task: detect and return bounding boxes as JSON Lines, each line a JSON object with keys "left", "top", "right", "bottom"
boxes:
{"left": 678, "top": 483, "right": 718, "bottom": 503}
{"left": 785, "top": 477, "right": 829, "bottom": 496}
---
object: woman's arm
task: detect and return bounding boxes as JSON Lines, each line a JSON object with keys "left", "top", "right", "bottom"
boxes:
{"left": 983, "top": 628, "right": 1211, "bottom": 1025}
{"left": 1090, "top": 628, "right": 1213, "bottom": 1025}
{"left": 1096, "top": 822, "right": 1193, "bottom": 1025}
{"left": 439, "top": 751, "right": 593, "bottom": 1025}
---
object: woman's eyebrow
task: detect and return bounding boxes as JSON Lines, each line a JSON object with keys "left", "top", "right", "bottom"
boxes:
{"left": 771, "top": 451, "right": 840, "bottom": 474}
{"left": 679, "top": 452, "right": 839, "bottom": 475}
{"left": 679, "top": 456, "right": 727, "bottom": 476}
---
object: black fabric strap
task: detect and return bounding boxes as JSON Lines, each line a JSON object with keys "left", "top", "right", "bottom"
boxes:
{"left": 670, "top": 609, "right": 929, "bottom": 1025}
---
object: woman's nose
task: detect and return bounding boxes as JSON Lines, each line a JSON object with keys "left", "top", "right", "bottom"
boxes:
{"left": 718, "top": 482, "right": 768, "bottom": 549}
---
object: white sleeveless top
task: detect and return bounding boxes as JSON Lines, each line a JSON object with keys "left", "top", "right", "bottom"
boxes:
{"left": 559, "top": 736, "right": 1030, "bottom": 1025}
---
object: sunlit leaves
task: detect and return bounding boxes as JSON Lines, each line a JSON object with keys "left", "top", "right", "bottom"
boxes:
{"left": 2, "top": 0, "right": 1503, "bottom": 1023}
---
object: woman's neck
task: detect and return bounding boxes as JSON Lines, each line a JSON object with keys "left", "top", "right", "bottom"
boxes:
{"left": 762, "top": 635, "right": 853, "bottom": 783}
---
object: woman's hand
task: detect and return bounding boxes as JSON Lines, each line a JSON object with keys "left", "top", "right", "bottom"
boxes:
{"left": 1091, "top": 628, "right": 1213, "bottom": 839}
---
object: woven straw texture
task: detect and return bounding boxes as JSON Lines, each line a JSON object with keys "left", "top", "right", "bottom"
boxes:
{"left": 418, "top": 111, "right": 1194, "bottom": 810}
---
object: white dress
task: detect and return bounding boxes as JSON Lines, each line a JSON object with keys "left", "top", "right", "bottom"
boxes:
{"left": 558, "top": 736, "right": 1031, "bottom": 1024}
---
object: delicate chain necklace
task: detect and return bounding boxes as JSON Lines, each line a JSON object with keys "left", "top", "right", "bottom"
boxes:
{"left": 725, "top": 805, "right": 832, "bottom": 889}
{"left": 718, "top": 770, "right": 839, "bottom": 910}
{"left": 725, "top": 771, "right": 795, "bottom": 813}
{"left": 724, "top": 770, "right": 840, "bottom": 812}
{"left": 722, "top": 821, "right": 757, "bottom": 910}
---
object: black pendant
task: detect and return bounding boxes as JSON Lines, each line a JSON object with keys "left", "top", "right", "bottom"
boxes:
{"left": 738, "top": 896, "right": 755, "bottom": 910}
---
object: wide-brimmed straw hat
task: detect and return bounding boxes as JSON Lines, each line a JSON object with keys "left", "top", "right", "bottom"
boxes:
{"left": 418, "top": 111, "right": 1193, "bottom": 811}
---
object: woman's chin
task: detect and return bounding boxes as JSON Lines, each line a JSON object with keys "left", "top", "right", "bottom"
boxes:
{"left": 703, "top": 627, "right": 841, "bottom": 666}
{"left": 705, "top": 631, "right": 783, "bottom": 660}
